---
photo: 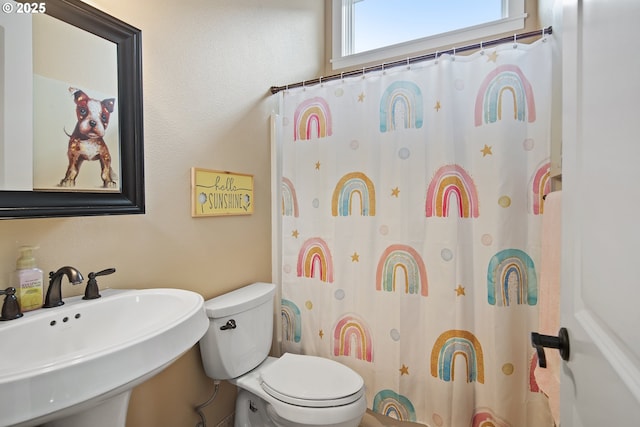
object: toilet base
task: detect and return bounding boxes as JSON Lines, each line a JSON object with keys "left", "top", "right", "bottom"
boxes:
{"left": 234, "top": 389, "right": 364, "bottom": 427}
{"left": 235, "top": 389, "right": 277, "bottom": 427}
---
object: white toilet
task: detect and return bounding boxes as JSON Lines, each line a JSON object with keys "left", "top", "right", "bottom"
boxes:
{"left": 199, "top": 282, "right": 366, "bottom": 427}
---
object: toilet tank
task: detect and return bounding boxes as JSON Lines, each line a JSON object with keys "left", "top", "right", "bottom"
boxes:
{"left": 199, "top": 282, "right": 276, "bottom": 380}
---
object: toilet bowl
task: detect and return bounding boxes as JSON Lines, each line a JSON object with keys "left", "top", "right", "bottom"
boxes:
{"left": 231, "top": 355, "right": 366, "bottom": 427}
{"left": 199, "top": 282, "right": 366, "bottom": 427}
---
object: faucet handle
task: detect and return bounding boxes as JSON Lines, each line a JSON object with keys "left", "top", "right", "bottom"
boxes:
{"left": 83, "top": 268, "right": 116, "bottom": 300}
{"left": 0, "top": 287, "right": 23, "bottom": 321}
{"left": 93, "top": 268, "right": 116, "bottom": 277}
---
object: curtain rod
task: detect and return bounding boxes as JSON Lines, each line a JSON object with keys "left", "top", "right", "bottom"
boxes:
{"left": 270, "top": 26, "right": 552, "bottom": 95}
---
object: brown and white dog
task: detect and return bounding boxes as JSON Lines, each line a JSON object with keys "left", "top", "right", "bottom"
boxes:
{"left": 59, "top": 87, "right": 117, "bottom": 188}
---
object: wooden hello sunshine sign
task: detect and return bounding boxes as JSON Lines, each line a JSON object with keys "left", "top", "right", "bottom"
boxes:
{"left": 191, "top": 168, "right": 254, "bottom": 217}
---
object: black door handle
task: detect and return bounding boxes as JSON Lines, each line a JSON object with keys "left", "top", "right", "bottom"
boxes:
{"left": 531, "top": 327, "right": 570, "bottom": 368}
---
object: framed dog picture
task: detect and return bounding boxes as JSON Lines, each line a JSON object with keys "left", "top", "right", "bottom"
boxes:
{"left": 0, "top": 0, "right": 145, "bottom": 218}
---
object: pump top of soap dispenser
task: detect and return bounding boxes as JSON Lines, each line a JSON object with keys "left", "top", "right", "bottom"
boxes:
{"left": 16, "top": 246, "right": 38, "bottom": 269}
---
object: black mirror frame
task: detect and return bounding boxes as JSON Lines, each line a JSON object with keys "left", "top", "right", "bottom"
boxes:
{"left": 1, "top": 0, "right": 145, "bottom": 219}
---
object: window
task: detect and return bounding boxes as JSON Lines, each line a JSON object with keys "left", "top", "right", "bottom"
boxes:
{"left": 332, "top": 0, "right": 526, "bottom": 70}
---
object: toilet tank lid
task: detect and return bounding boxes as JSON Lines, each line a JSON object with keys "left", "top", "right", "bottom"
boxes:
{"left": 204, "top": 282, "right": 276, "bottom": 318}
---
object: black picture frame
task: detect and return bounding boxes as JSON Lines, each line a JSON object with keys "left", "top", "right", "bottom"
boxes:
{"left": 1, "top": 0, "right": 144, "bottom": 219}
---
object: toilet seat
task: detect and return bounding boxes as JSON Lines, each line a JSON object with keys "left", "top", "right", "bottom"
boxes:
{"left": 260, "top": 353, "right": 364, "bottom": 408}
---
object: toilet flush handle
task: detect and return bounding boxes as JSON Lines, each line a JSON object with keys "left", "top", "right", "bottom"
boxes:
{"left": 220, "top": 319, "right": 236, "bottom": 330}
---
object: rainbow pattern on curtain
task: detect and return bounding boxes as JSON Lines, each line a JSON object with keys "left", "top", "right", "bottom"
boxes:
{"left": 331, "top": 172, "right": 376, "bottom": 216}
{"left": 294, "top": 97, "right": 333, "bottom": 140}
{"left": 425, "top": 164, "right": 479, "bottom": 218}
{"left": 278, "top": 38, "right": 553, "bottom": 426}
{"left": 375, "top": 244, "right": 428, "bottom": 296}
{"left": 474, "top": 64, "right": 537, "bottom": 126}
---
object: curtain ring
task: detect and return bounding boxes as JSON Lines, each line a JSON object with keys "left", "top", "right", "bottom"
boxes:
{"left": 434, "top": 51, "right": 439, "bottom": 64}
{"left": 452, "top": 47, "right": 456, "bottom": 61}
{"left": 406, "top": 58, "right": 410, "bottom": 70}
{"left": 319, "top": 76, "right": 323, "bottom": 86}
{"left": 362, "top": 67, "right": 366, "bottom": 79}
{"left": 480, "top": 40, "right": 484, "bottom": 55}
{"left": 381, "top": 63, "right": 385, "bottom": 75}
{"left": 513, "top": 33, "right": 518, "bottom": 49}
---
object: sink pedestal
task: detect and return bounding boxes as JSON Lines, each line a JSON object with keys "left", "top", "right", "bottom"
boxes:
{"left": 43, "top": 391, "right": 131, "bottom": 427}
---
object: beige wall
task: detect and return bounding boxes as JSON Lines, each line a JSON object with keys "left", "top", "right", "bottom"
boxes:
{"left": 0, "top": 0, "right": 324, "bottom": 425}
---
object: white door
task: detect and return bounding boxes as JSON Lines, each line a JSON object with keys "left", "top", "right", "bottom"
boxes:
{"left": 560, "top": 0, "right": 640, "bottom": 425}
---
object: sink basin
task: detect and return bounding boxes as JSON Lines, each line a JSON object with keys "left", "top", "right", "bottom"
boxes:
{"left": 0, "top": 288, "right": 209, "bottom": 427}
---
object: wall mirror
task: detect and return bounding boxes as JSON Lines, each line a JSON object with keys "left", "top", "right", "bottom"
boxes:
{"left": 0, "top": 0, "right": 144, "bottom": 218}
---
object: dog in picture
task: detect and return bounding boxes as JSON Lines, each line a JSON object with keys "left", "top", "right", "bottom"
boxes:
{"left": 59, "top": 87, "right": 117, "bottom": 188}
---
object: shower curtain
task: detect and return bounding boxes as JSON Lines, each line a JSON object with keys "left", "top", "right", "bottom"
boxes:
{"left": 274, "top": 37, "right": 554, "bottom": 427}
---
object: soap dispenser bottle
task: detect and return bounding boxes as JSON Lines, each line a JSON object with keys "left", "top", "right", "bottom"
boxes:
{"left": 14, "top": 246, "right": 44, "bottom": 312}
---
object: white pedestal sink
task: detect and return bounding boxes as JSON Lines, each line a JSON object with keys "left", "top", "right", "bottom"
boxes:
{"left": 0, "top": 288, "right": 209, "bottom": 427}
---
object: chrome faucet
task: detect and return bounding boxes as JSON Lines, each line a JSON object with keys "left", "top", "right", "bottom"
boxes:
{"left": 44, "top": 266, "right": 84, "bottom": 308}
